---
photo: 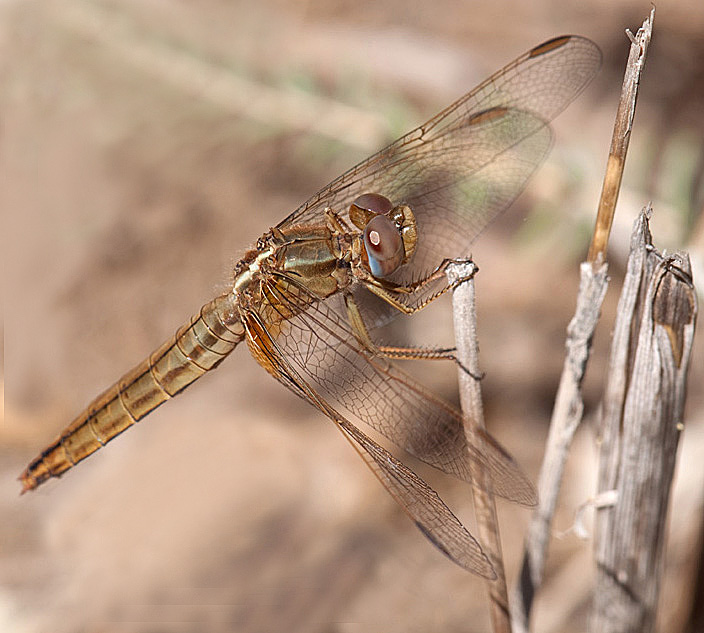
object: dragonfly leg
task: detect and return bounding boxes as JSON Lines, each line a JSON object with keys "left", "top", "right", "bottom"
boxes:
{"left": 344, "top": 292, "right": 482, "bottom": 379}
{"left": 343, "top": 292, "right": 382, "bottom": 350}
{"left": 377, "top": 345, "right": 483, "bottom": 380}
{"left": 324, "top": 207, "right": 353, "bottom": 233}
{"left": 358, "top": 258, "right": 478, "bottom": 314}
{"left": 401, "top": 257, "right": 479, "bottom": 294}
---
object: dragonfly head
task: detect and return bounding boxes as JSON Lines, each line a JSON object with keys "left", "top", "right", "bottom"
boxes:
{"left": 349, "top": 193, "right": 417, "bottom": 278}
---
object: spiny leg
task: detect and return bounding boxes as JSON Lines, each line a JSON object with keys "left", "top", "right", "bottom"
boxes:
{"left": 377, "top": 345, "right": 483, "bottom": 380}
{"left": 359, "top": 258, "right": 479, "bottom": 315}
{"left": 343, "top": 291, "right": 482, "bottom": 379}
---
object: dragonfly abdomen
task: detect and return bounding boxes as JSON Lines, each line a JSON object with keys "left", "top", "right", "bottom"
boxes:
{"left": 20, "top": 293, "right": 244, "bottom": 492}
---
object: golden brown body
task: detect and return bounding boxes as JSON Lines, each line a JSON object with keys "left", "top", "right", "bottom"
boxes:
{"left": 21, "top": 224, "right": 346, "bottom": 492}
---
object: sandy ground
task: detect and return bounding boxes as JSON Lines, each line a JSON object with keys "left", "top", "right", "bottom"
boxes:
{"left": 3, "top": 1, "right": 704, "bottom": 632}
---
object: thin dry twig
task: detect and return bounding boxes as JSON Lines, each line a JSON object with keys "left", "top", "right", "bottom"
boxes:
{"left": 448, "top": 260, "right": 511, "bottom": 633}
{"left": 511, "top": 260, "right": 608, "bottom": 633}
{"left": 511, "top": 11, "right": 655, "bottom": 632}
{"left": 591, "top": 209, "right": 698, "bottom": 633}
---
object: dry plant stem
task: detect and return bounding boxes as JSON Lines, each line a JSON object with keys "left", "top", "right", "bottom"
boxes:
{"left": 587, "top": 8, "right": 654, "bottom": 264}
{"left": 591, "top": 209, "right": 698, "bottom": 633}
{"left": 448, "top": 261, "right": 511, "bottom": 633}
{"left": 512, "top": 13, "right": 655, "bottom": 632}
{"left": 511, "top": 261, "right": 608, "bottom": 633}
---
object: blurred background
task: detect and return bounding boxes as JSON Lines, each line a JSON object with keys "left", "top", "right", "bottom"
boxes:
{"left": 2, "top": 1, "right": 703, "bottom": 632}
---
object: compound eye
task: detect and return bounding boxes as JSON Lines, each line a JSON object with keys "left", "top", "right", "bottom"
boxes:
{"left": 363, "top": 214, "right": 404, "bottom": 278}
{"left": 352, "top": 192, "right": 393, "bottom": 215}
{"left": 349, "top": 193, "right": 393, "bottom": 229}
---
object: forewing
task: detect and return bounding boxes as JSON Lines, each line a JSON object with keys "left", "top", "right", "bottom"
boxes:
{"left": 259, "top": 272, "right": 537, "bottom": 506}
{"left": 276, "top": 36, "right": 600, "bottom": 297}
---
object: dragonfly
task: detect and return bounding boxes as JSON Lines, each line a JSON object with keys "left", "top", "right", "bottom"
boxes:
{"left": 20, "top": 35, "right": 601, "bottom": 577}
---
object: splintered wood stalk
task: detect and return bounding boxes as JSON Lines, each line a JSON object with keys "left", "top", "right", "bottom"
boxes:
{"left": 591, "top": 209, "right": 698, "bottom": 633}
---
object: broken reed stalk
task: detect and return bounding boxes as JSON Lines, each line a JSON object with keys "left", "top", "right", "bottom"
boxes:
{"left": 588, "top": 8, "right": 654, "bottom": 264}
{"left": 511, "top": 10, "right": 655, "bottom": 633}
{"left": 591, "top": 209, "right": 697, "bottom": 633}
{"left": 448, "top": 260, "right": 511, "bottom": 633}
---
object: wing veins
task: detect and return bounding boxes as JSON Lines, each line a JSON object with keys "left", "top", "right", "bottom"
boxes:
{"left": 242, "top": 300, "right": 495, "bottom": 576}
{"left": 262, "top": 272, "right": 537, "bottom": 506}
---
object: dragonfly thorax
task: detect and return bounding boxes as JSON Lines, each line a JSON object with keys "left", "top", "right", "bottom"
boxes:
{"left": 234, "top": 224, "right": 350, "bottom": 307}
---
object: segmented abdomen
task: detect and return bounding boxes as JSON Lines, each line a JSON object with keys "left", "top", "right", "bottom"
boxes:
{"left": 20, "top": 293, "right": 244, "bottom": 492}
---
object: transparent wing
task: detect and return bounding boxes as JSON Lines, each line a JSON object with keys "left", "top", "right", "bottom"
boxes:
{"left": 276, "top": 36, "right": 600, "bottom": 299}
{"left": 242, "top": 303, "right": 495, "bottom": 576}
{"left": 256, "top": 271, "right": 536, "bottom": 506}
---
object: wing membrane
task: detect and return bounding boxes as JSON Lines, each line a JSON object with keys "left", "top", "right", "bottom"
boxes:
{"left": 258, "top": 272, "right": 536, "bottom": 506}
{"left": 242, "top": 306, "right": 495, "bottom": 576}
